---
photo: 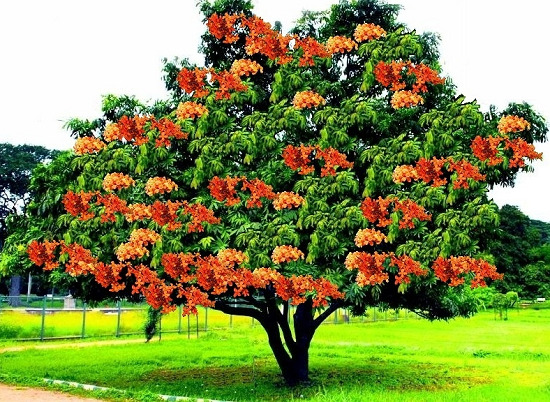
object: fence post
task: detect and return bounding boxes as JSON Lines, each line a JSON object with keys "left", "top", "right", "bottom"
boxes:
{"left": 81, "top": 302, "right": 87, "bottom": 338}
{"left": 178, "top": 305, "right": 182, "bottom": 334}
{"left": 115, "top": 300, "right": 121, "bottom": 337}
{"left": 40, "top": 296, "right": 46, "bottom": 341}
{"left": 159, "top": 316, "right": 162, "bottom": 341}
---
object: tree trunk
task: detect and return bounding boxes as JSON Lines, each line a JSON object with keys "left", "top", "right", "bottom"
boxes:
{"left": 214, "top": 297, "right": 341, "bottom": 386}
{"left": 9, "top": 275, "right": 21, "bottom": 307}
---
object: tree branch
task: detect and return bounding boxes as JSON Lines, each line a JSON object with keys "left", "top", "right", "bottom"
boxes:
{"left": 213, "top": 300, "right": 266, "bottom": 324}
{"left": 263, "top": 290, "right": 296, "bottom": 351}
{"left": 312, "top": 301, "right": 343, "bottom": 331}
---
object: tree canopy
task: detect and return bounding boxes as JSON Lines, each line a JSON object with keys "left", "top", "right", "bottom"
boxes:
{"left": 12, "top": 0, "right": 547, "bottom": 385}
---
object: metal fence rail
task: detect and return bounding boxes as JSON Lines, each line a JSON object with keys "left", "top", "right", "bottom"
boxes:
{"left": 0, "top": 295, "right": 417, "bottom": 342}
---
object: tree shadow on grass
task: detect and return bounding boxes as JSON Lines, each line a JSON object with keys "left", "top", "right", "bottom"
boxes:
{"left": 141, "top": 357, "right": 491, "bottom": 401}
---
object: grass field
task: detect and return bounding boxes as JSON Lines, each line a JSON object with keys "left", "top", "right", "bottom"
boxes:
{"left": 1, "top": 308, "right": 550, "bottom": 401}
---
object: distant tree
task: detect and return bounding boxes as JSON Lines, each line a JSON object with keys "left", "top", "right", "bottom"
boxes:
{"left": 10, "top": 0, "right": 549, "bottom": 385}
{"left": 487, "top": 205, "right": 550, "bottom": 297}
{"left": 0, "top": 144, "right": 58, "bottom": 303}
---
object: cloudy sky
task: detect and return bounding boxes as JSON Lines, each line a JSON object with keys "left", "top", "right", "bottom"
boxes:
{"left": 1, "top": 0, "right": 548, "bottom": 221}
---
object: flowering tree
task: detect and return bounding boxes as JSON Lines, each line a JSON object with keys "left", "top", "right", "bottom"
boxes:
{"left": 24, "top": 1, "right": 546, "bottom": 385}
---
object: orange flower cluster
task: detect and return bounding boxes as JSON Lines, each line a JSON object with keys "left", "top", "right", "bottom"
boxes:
{"left": 217, "top": 248, "right": 248, "bottom": 268}
{"left": 345, "top": 251, "right": 426, "bottom": 286}
{"left": 211, "top": 70, "right": 248, "bottom": 100}
{"left": 344, "top": 251, "right": 389, "bottom": 286}
{"left": 292, "top": 90, "right": 326, "bottom": 109}
{"left": 207, "top": 13, "right": 335, "bottom": 67}
{"left": 470, "top": 136, "right": 504, "bottom": 166}
{"left": 390, "top": 90, "right": 424, "bottom": 109}
{"left": 208, "top": 176, "right": 276, "bottom": 208}
{"left": 230, "top": 59, "right": 263, "bottom": 76}
{"left": 125, "top": 203, "right": 152, "bottom": 222}
{"left": 102, "top": 173, "right": 135, "bottom": 192}
{"left": 390, "top": 254, "right": 426, "bottom": 284}
{"left": 103, "top": 115, "right": 148, "bottom": 145}
{"left": 278, "top": 275, "right": 344, "bottom": 307}
{"left": 393, "top": 199, "right": 431, "bottom": 229}
{"left": 294, "top": 37, "right": 330, "bottom": 67}
{"left": 504, "top": 138, "right": 543, "bottom": 168}
{"left": 394, "top": 158, "right": 486, "bottom": 189}
{"left": 360, "top": 196, "right": 393, "bottom": 227}
{"left": 27, "top": 240, "right": 60, "bottom": 271}
{"left": 272, "top": 192, "right": 305, "bottom": 210}
{"left": 242, "top": 16, "right": 293, "bottom": 63}
{"left": 116, "top": 228, "right": 161, "bottom": 261}
{"left": 178, "top": 285, "right": 215, "bottom": 316}
{"left": 62, "top": 190, "right": 96, "bottom": 220}
{"left": 471, "top": 135, "right": 542, "bottom": 168}
{"left": 164, "top": 251, "right": 343, "bottom": 313}
{"left": 282, "top": 144, "right": 353, "bottom": 176}
{"left": 374, "top": 60, "right": 407, "bottom": 90}
{"left": 96, "top": 193, "right": 128, "bottom": 223}
{"left": 207, "top": 13, "right": 241, "bottom": 43}
{"left": 407, "top": 64, "right": 446, "bottom": 93}
{"left": 415, "top": 157, "right": 447, "bottom": 186}
{"left": 145, "top": 177, "right": 178, "bottom": 196}
{"left": 432, "top": 256, "right": 503, "bottom": 287}
{"left": 374, "top": 61, "right": 445, "bottom": 93}
{"left": 61, "top": 242, "right": 98, "bottom": 277}
{"left": 161, "top": 252, "right": 196, "bottom": 282}
{"left": 354, "top": 228, "right": 387, "bottom": 247}
{"left": 128, "top": 264, "right": 177, "bottom": 313}
{"left": 360, "top": 197, "right": 430, "bottom": 229}
{"left": 150, "top": 200, "right": 183, "bottom": 230}
{"left": 447, "top": 159, "right": 486, "bottom": 189}
{"left": 208, "top": 176, "right": 242, "bottom": 206}
{"left": 271, "top": 245, "right": 305, "bottom": 264}
{"left": 177, "top": 67, "right": 249, "bottom": 100}
{"left": 102, "top": 115, "right": 187, "bottom": 148}
{"left": 392, "top": 165, "right": 418, "bottom": 183}
{"left": 93, "top": 262, "right": 128, "bottom": 292}
{"left": 316, "top": 146, "right": 354, "bottom": 177}
{"left": 73, "top": 137, "right": 106, "bottom": 155}
{"left": 123, "top": 200, "right": 219, "bottom": 232}
{"left": 176, "top": 101, "right": 209, "bottom": 120}
{"left": 176, "top": 67, "right": 210, "bottom": 98}
{"left": 151, "top": 118, "right": 188, "bottom": 148}
{"left": 354, "top": 23, "right": 386, "bottom": 42}
{"left": 282, "top": 144, "right": 316, "bottom": 175}
{"left": 326, "top": 36, "right": 358, "bottom": 54}
{"left": 497, "top": 115, "right": 531, "bottom": 134}
{"left": 241, "top": 178, "right": 276, "bottom": 208}
{"left": 183, "top": 201, "right": 222, "bottom": 232}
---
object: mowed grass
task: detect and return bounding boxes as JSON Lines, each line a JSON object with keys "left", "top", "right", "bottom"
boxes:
{"left": 1, "top": 309, "right": 550, "bottom": 401}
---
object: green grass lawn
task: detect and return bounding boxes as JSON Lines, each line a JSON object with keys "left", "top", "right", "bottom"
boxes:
{"left": 1, "top": 309, "right": 550, "bottom": 401}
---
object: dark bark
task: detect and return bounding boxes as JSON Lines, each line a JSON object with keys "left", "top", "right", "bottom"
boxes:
{"left": 213, "top": 296, "right": 342, "bottom": 386}
{"left": 9, "top": 275, "right": 21, "bottom": 306}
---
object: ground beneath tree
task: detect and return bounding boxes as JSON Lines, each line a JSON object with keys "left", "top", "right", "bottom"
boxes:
{"left": 0, "top": 383, "right": 105, "bottom": 401}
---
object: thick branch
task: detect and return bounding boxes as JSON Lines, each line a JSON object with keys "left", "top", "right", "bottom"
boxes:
{"left": 263, "top": 290, "right": 296, "bottom": 351}
{"left": 312, "top": 301, "right": 343, "bottom": 331}
{"left": 214, "top": 300, "right": 266, "bottom": 324}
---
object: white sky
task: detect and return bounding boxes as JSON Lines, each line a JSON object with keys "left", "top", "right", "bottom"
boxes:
{"left": 1, "top": 0, "right": 549, "bottom": 221}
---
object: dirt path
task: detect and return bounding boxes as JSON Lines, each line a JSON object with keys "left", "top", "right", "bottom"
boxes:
{"left": 0, "top": 383, "right": 105, "bottom": 402}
